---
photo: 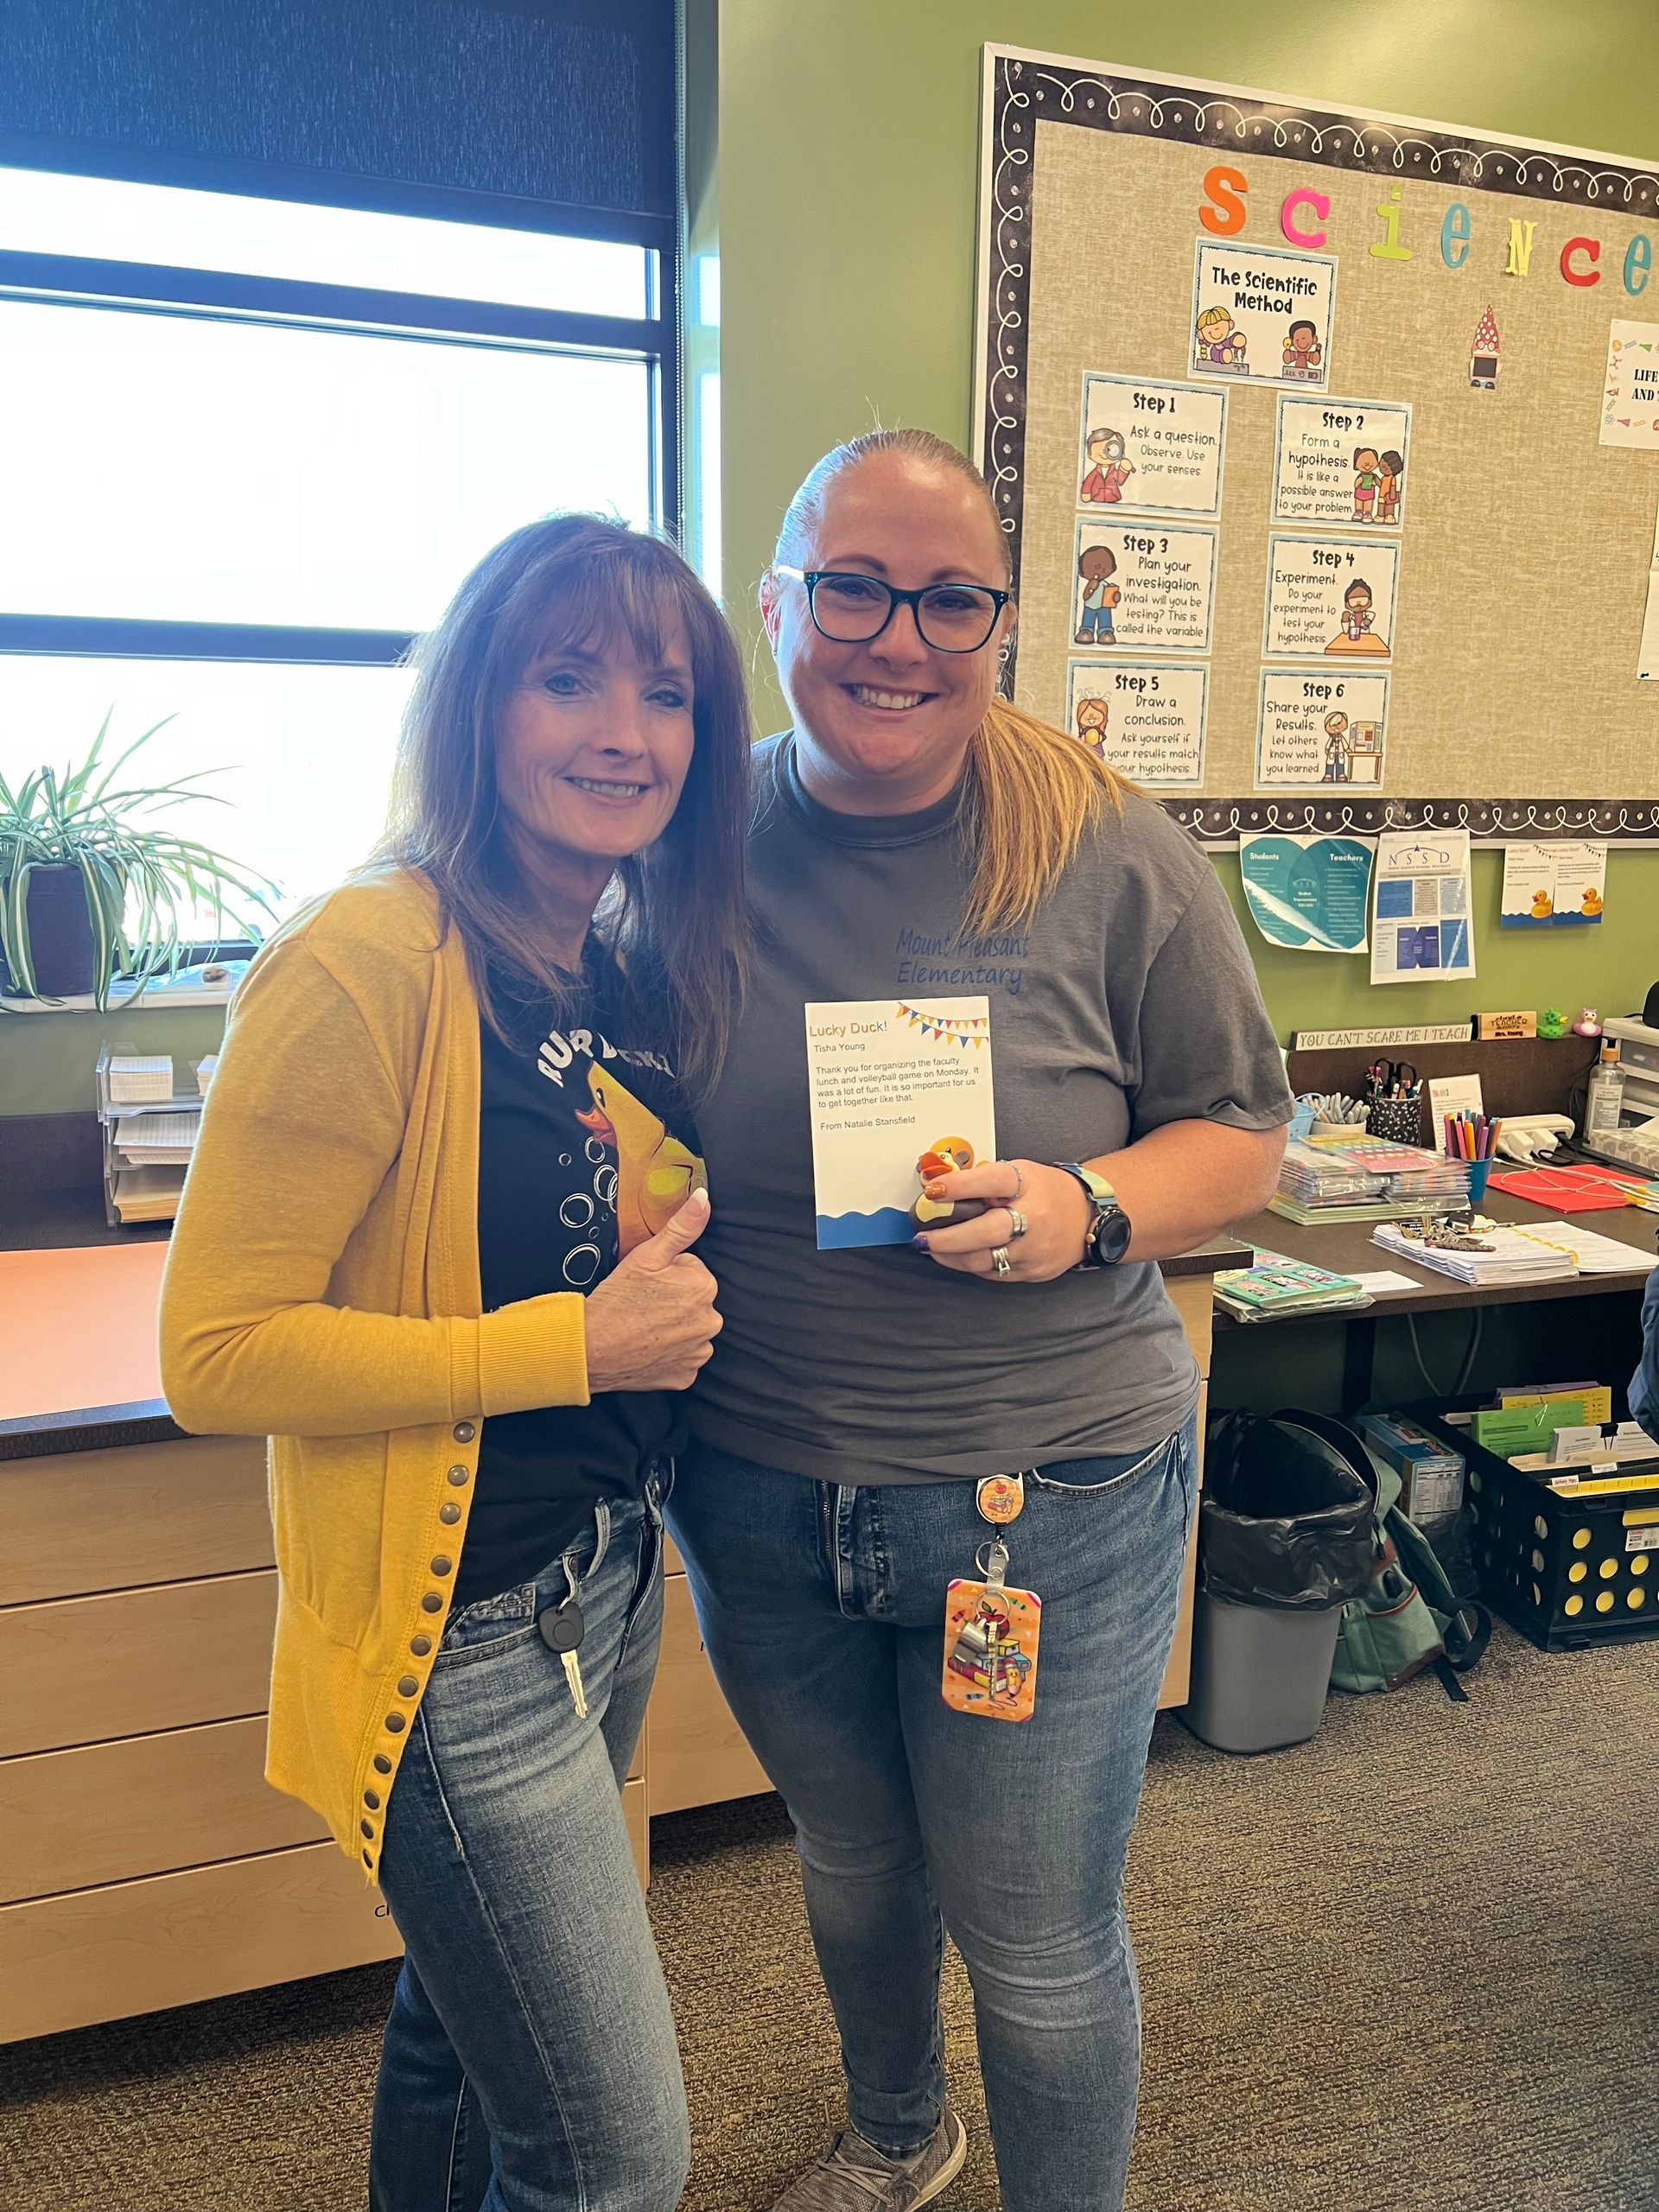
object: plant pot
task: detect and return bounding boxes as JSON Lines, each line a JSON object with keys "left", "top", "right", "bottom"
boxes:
{"left": 15, "top": 863, "right": 97, "bottom": 1000}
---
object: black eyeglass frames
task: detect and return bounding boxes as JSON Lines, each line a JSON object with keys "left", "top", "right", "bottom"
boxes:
{"left": 773, "top": 566, "right": 1010, "bottom": 653}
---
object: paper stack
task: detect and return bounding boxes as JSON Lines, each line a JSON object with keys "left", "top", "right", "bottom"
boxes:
{"left": 1270, "top": 1137, "right": 1468, "bottom": 1225}
{"left": 1370, "top": 1220, "right": 1577, "bottom": 1287}
{"left": 112, "top": 1112, "right": 198, "bottom": 1167}
{"left": 105, "top": 1054, "right": 174, "bottom": 1103}
{"left": 1510, "top": 1219, "right": 1655, "bottom": 1276}
{"left": 1212, "top": 1248, "right": 1373, "bottom": 1322}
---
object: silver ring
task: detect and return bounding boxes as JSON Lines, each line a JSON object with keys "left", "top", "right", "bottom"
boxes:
{"left": 1006, "top": 1207, "right": 1029, "bottom": 1241}
{"left": 990, "top": 1245, "right": 1014, "bottom": 1276}
{"left": 1008, "top": 1160, "right": 1026, "bottom": 1199}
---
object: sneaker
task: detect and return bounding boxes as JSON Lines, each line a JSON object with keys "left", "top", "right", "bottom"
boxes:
{"left": 771, "top": 2110, "right": 968, "bottom": 2209}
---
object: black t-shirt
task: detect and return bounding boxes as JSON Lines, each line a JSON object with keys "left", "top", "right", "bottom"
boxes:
{"left": 456, "top": 947, "right": 702, "bottom": 1611}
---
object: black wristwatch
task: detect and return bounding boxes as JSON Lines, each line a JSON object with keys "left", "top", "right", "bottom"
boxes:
{"left": 1052, "top": 1164, "right": 1133, "bottom": 1268}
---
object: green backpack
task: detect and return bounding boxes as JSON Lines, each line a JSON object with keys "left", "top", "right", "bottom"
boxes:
{"left": 1330, "top": 1446, "right": 1491, "bottom": 1699}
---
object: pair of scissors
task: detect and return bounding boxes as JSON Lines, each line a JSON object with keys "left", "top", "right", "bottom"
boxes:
{"left": 1364, "top": 1058, "right": 1420, "bottom": 1100}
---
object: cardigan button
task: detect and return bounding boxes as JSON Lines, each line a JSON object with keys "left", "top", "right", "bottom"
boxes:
{"left": 363, "top": 1850, "right": 372, "bottom": 1867}
{"left": 410, "top": 1635, "right": 433, "bottom": 1657}
{"left": 359, "top": 1820, "right": 375, "bottom": 1840}
{"left": 430, "top": 1555, "right": 453, "bottom": 1577}
{"left": 364, "top": 1790, "right": 381, "bottom": 1810}
{"left": 373, "top": 1754, "right": 393, "bottom": 1775}
{"left": 447, "top": 1465, "right": 470, "bottom": 1485}
{"left": 438, "top": 1503, "right": 461, "bottom": 1525}
{"left": 421, "top": 1592, "right": 444, "bottom": 1613}
{"left": 397, "top": 1675, "right": 419, "bottom": 1698}
{"left": 453, "top": 1422, "right": 475, "bottom": 1444}
{"left": 385, "top": 1712, "right": 407, "bottom": 1733}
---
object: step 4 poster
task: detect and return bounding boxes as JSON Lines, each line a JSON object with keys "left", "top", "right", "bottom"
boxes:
{"left": 1191, "top": 241, "right": 1336, "bottom": 391}
{"left": 804, "top": 999, "right": 995, "bottom": 1249}
{"left": 1272, "top": 397, "right": 1411, "bottom": 527}
{"left": 1072, "top": 519, "right": 1217, "bottom": 654}
{"left": 1256, "top": 671, "right": 1389, "bottom": 789}
{"left": 1077, "top": 372, "right": 1227, "bottom": 516}
{"left": 1370, "top": 830, "right": 1476, "bottom": 984}
{"left": 1263, "top": 535, "right": 1401, "bottom": 661}
{"left": 1239, "top": 834, "right": 1374, "bottom": 953}
{"left": 1067, "top": 662, "right": 1208, "bottom": 787}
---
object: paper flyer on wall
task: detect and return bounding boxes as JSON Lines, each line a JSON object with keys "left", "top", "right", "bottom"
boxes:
{"left": 1370, "top": 830, "right": 1476, "bottom": 984}
{"left": 804, "top": 999, "right": 995, "bottom": 1249}
{"left": 1639, "top": 501, "right": 1659, "bottom": 679}
{"left": 1500, "top": 841, "right": 1607, "bottom": 927}
{"left": 1238, "top": 834, "right": 1373, "bottom": 954}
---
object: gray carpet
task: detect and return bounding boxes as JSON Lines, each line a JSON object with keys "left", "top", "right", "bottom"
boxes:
{"left": 2, "top": 1620, "right": 1655, "bottom": 2210}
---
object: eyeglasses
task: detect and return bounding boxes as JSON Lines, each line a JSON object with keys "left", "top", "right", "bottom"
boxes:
{"left": 773, "top": 567, "right": 1010, "bottom": 653}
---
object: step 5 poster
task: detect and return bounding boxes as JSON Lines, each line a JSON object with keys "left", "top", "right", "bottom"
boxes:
{"left": 1256, "top": 671, "right": 1389, "bottom": 789}
{"left": 1191, "top": 241, "right": 1336, "bottom": 391}
{"left": 1067, "top": 662, "right": 1208, "bottom": 787}
{"left": 1071, "top": 519, "right": 1217, "bottom": 654}
{"left": 1370, "top": 830, "right": 1477, "bottom": 984}
{"left": 804, "top": 1000, "right": 995, "bottom": 1249}
{"left": 1263, "top": 535, "right": 1401, "bottom": 661}
{"left": 1239, "top": 834, "right": 1374, "bottom": 953}
{"left": 1272, "top": 397, "right": 1411, "bottom": 527}
{"left": 1077, "top": 372, "right": 1227, "bottom": 516}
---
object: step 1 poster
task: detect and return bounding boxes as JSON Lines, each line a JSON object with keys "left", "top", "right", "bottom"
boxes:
{"left": 1263, "top": 534, "right": 1401, "bottom": 661}
{"left": 1072, "top": 519, "right": 1217, "bottom": 654}
{"left": 1499, "top": 840, "right": 1607, "bottom": 926}
{"left": 1272, "top": 397, "right": 1411, "bottom": 527}
{"left": 1077, "top": 372, "right": 1227, "bottom": 516}
{"left": 1239, "top": 834, "right": 1373, "bottom": 953}
{"left": 804, "top": 999, "right": 995, "bottom": 1249}
{"left": 1067, "top": 662, "right": 1208, "bottom": 787}
{"left": 1191, "top": 241, "right": 1336, "bottom": 391}
{"left": 1370, "top": 830, "right": 1477, "bottom": 984}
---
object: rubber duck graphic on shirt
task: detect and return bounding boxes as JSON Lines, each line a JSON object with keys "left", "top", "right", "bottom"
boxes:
{"left": 576, "top": 1065, "right": 707, "bottom": 1255}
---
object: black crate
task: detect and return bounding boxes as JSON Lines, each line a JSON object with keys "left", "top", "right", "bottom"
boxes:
{"left": 1413, "top": 1409, "right": 1659, "bottom": 1651}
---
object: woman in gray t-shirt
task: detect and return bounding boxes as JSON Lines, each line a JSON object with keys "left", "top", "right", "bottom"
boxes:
{"left": 670, "top": 429, "right": 1292, "bottom": 2212}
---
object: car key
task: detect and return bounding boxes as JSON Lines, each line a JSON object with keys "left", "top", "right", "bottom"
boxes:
{"left": 537, "top": 1595, "right": 588, "bottom": 1718}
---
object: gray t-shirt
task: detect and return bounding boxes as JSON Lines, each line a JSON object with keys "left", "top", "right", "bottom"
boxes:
{"left": 690, "top": 736, "right": 1293, "bottom": 1482}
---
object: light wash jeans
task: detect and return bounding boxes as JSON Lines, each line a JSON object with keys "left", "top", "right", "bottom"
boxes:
{"left": 368, "top": 1476, "right": 687, "bottom": 2212}
{"left": 668, "top": 1422, "right": 1196, "bottom": 2212}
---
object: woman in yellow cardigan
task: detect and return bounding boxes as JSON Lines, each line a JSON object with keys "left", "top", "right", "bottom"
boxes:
{"left": 161, "top": 516, "right": 751, "bottom": 2212}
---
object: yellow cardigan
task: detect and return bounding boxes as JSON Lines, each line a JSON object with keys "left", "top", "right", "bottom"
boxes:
{"left": 160, "top": 866, "right": 589, "bottom": 1878}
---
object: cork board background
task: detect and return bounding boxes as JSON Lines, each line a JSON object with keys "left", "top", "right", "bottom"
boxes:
{"left": 978, "top": 50, "right": 1659, "bottom": 838}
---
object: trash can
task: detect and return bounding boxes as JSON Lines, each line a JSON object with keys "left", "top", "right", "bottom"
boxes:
{"left": 1183, "top": 1409, "right": 1376, "bottom": 1754}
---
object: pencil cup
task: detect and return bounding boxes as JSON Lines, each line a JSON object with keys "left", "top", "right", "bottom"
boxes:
{"left": 1463, "top": 1159, "right": 1492, "bottom": 1204}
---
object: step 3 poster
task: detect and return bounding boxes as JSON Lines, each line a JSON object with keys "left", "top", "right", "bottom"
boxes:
{"left": 1499, "top": 840, "right": 1607, "bottom": 925}
{"left": 804, "top": 999, "right": 995, "bottom": 1249}
{"left": 1072, "top": 520, "right": 1217, "bottom": 654}
{"left": 1191, "top": 241, "right": 1336, "bottom": 391}
{"left": 1263, "top": 535, "right": 1401, "bottom": 661}
{"left": 1272, "top": 397, "right": 1411, "bottom": 527}
{"left": 1239, "top": 834, "right": 1374, "bottom": 953}
{"left": 1077, "top": 372, "right": 1227, "bottom": 516}
{"left": 1370, "top": 830, "right": 1477, "bottom": 984}
{"left": 1067, "top": 662, "right": 1208, "bottom": 787}
{"left": 1256, "top": 671, "right": 1389, "bottom": 790}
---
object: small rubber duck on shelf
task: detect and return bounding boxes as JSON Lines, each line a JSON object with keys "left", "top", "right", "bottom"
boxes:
{"left": 1573, "top": 1007, "right": 1603, "bottom": 1039}
{"left": 1537, "top": 1007, "right": 1567, "bottom": 1039}
{"left": 907, "top": 1135, "right": 991, "bottom": 1233}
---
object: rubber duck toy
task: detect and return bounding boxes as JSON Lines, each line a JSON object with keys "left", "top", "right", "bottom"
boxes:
{"left": 908, "top": 1135, "right": 990, "bottom": 1233}
{"left": 1537, "top": 1007, "right": 1567, "bottom": 1039}
{"left": 1580, "top": 887, "right": 1603, "bottom": 917}
{"left": 1573, "top": 1007, "right": 1603, "bottom": 1039}
{"left": 1529, "top": 888, "right": 1553, "bottom": 919}
{"left": 576, "top": 1065, "right": 707, "bottom": 1255}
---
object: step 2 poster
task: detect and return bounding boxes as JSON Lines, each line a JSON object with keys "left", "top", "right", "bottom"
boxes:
{"left": 1272, "top": 397, "right": 1411, "bottom": 527}
{"left": 1072, "top": 519, "right": 1217, "bottom": 654}
{"left": 804, "top": 999, "right": 995, "bottom": 1249}
{"left": 1077, "top": 372, "right": 1227, "bottom": 517}
{"left": 1239, "top": 834, "right": 1374, "bottom": 953}
{"left": 1370, "top": 830, "right": 1477, "bottom": 984}
{"left": 1191, "top": 241, "right": 1336, "bottom": 391}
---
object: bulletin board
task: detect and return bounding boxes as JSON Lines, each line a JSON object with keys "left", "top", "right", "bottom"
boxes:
{"left": 975, "top": 48, "right": 1659, "bottom": 841}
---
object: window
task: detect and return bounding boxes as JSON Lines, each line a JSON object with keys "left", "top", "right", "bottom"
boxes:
{"left": 0, "top": 166, "right": 671, "bottom": 931}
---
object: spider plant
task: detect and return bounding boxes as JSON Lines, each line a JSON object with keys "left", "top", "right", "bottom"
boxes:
{"left": 0, "top": 709, "right": 280, "bottom": 1007}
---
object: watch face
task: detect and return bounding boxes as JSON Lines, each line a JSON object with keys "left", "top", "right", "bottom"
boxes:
{"left": 1094, "top": 1205, "right": 1134, "bottom": 1263}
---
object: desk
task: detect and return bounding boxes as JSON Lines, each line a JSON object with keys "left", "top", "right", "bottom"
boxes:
{"left": 1223, "top": 1192, "right": 1656, "bottom": 1412}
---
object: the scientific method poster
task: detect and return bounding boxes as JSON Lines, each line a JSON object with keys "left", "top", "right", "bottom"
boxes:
{"left": 1239, "top": 834, "right": 1373, "bottom": 954}
{"left": 1370, "top": 829, "right": 1477, "bottom": 983}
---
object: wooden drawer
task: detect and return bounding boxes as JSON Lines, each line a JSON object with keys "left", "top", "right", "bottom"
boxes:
{"left": 0, "top": 1571, "right": 276, "bottom": 1758}
{"left": 1157, "top": 1381, "right": 1207, "bottom": 1711}
{"left": 1165, "top": 1274, "right": 1215, "bottom": 1377}
{"left": 622, "top": 1775, "right": 648, "bottom": 1889}
{"left": 0, "top": 1840, "right": 402, "bottom": 2044}
{"left": 2, "top": 1434, "right": 273, "bottom": 1607}
{"left": 645, "top": 1573, "right": 771, "bottom": 1816}
{"left": 0, "top": 1717, "right": 326, "bottom": 1904}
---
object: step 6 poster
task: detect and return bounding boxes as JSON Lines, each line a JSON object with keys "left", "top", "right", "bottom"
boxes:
{"left": 1257, "top": 671, "right": 1389, "bottom": 789}
{"left": 804, "top": 1000, "right": 995, "bottom": 1249}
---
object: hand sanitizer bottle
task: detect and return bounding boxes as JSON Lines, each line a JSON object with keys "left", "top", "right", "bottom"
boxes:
{"left": 1584, "top": 1040, "right": 1625, "bottom": 1147}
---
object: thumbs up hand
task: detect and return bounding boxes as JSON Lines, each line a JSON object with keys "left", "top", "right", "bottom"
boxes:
{"left": 582, "top": 1190, "right": 722, "bottom": 1394}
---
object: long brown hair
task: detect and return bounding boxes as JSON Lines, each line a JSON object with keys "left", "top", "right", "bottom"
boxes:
{"left": 383, "top": 516, "right": 750, "bottom": 1098}
{"left": 773, "top": 429, "right": 1124, "bottom": 936}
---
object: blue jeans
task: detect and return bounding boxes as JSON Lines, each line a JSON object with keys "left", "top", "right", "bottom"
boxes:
{"left": 668, "top": 1423, "right": 1196, "bottom": 2212}
{"left": 368, "top": 1478, "right": 688, "bottom": 2212}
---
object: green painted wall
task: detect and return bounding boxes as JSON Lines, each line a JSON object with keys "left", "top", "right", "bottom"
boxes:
{"left": 3, "top": 2, "right": 1656, "bottom": 1116}
{"left": 713, "top": 0, "right": 1659, "bottom": 1030}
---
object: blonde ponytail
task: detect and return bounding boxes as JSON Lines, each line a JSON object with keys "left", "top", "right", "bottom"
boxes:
{"left": 960, "top": 699, "right": 1126, "bottom": 937}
